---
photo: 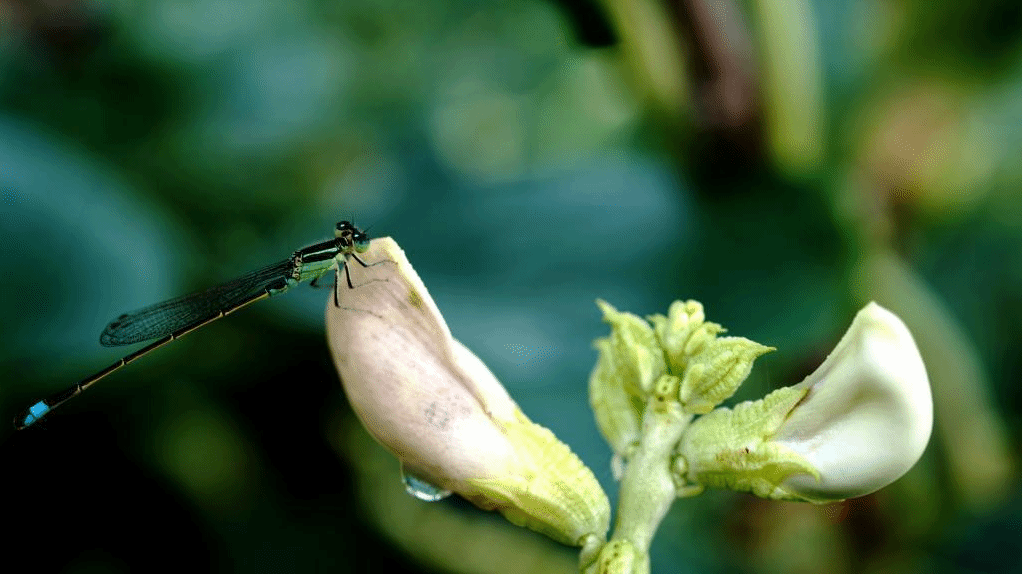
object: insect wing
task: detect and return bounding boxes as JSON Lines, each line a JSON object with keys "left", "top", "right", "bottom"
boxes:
{"left": 99, "top": 259, "right": 293, "bottom": 346}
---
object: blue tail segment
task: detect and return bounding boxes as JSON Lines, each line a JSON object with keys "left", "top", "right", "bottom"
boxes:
{"left": 17, "top": 401, "right": 50, "bottom": 429}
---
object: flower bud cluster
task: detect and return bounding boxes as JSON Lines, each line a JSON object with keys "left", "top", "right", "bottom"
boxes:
{"left": 591, "top": 299, "right": 932, "bottom": 505}
{"left": 590, "top": 300, "right": 773, "bottom": 459}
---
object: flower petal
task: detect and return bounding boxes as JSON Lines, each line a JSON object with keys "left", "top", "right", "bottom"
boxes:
{"left": 327, "top": 237, "right": 609, "bottom": 544}
{"left": 772, "top": 302, "right": 933, "bottom": 501}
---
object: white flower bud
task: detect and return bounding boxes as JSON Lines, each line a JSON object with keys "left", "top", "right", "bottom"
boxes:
{"left": 678, "top": 302, "right": 933, "bottom": 503}
{"left": 772, "top": 302, "right": 933, "bottom": 501}
{"left": 326, "top": 237, "right": 610, "bottom": 545}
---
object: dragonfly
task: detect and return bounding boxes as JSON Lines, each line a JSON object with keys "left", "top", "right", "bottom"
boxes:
{"left": 14, "top": 220, "right": 372, "bottom": 430}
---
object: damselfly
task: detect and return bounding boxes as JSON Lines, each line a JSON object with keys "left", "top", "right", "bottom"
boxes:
{"left": 14, "top": 220, "right": 371, "bottom": 430}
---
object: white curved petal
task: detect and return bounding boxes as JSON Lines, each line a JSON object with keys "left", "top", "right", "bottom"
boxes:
{"left": 326, "top": 237, "right": 518, "bottom": 485}
{"left": 773, "top": 302, "right": 932, "bottom": 500}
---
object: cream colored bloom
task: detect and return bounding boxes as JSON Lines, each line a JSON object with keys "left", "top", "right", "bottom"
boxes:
{"left": 772, "top": 302, "right": 933, "bottom": 501}
{"left": 678, "top": 302, "right": 933, "bottom": 503}
{"left": 326, "top": 237, "right": 609, "bottom": 546}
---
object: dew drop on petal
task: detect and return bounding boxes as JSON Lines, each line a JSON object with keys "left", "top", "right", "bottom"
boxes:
{"left": 401, "top": 466, "right": 452, "bottom": 502}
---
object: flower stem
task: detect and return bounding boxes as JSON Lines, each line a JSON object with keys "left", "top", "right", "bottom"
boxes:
{"left": 609, "top": 394, "right": 692, "bottom": 571}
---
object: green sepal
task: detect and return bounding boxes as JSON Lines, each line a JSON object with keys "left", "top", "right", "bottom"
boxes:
{"left": 461, "top": 410, "right": 611, "bottom": 546}
{"left": 677, "top": 386, "right": 822, "bottom": 501}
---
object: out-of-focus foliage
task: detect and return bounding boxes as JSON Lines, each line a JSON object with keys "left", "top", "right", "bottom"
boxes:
{"left": 0, "top": 0, "right": 1017, "bottom": 573}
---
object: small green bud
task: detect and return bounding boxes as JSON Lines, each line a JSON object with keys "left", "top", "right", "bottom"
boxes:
{"left": 597, "top": 300, "right": 666, "bottom": 397}
{"left": 584, "top": 539, "right": 644, "bottom": 574}
{"left": 678, "top": 337, "right": 775, "bottom": 414}
{"left": 648, "top": 300, "right": 725, "bottom": 375}
{"left": 590, "top": 337, "right": 644, "bottom": 458}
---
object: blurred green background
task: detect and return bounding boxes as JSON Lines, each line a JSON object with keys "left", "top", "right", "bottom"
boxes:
{"left": 0, "top": 0, "right": 1018, "bottom": 572}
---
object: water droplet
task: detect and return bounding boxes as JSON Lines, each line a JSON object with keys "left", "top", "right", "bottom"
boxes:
{"left": 400, "top": 466, "right": 451, "bottom": 502}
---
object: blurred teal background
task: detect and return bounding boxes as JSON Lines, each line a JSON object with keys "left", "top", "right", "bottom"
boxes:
{"left": 0, "top": 0, "right": 1018, "bottom": 572}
